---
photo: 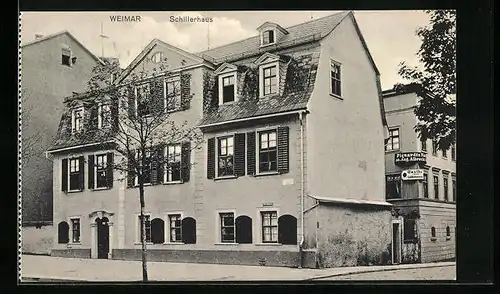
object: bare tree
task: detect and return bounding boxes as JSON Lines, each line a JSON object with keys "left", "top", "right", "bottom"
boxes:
{"left": 76, "top": 59, "right": 203, "bottom": 281}
{"left": 21, "top": 89, "right": 43, "bottom": 167}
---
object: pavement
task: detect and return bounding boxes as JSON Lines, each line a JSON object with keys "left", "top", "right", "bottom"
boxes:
{"left": 19, "top": 254, "right": 455, "bottom": 282}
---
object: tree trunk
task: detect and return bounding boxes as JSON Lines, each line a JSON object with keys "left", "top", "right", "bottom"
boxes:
{"left": 139, "top": 175, "right": 148, "bottom": 282}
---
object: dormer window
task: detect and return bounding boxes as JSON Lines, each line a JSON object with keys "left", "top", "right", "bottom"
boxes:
{"left": 62, "top": 47, "right": 72, "bottom": 67}
{"left": 71, "top": 107, "right": 84, "bottom": 133}
{"left": 262, "top": 30, "right": 275, "bottom": 46}
{"left": 215, "top": 63, "right": 238, "bottom": 105}
{"left": 222, "top": 75, "right": 236, "bottom": 103}
{"left": 255, "top": 53, "right": 281, "bottom": 98}
{"left": 98, "top": 102, "right": 111, "bottom": 129}
{"left": 262, "top": 65, "right": 278, "bottom": 96}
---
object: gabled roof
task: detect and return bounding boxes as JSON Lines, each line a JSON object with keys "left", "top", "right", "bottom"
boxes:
{"left": 21, "top": 30, "right": 105, "bottom": 65}
{"left": 213, "top": 63, "right": 238, "bottom": 75}
{"left": 115, "top": 38, "right": 208, "bottom": 84}
{"left": 196, "top": 11, "right": 350, "bottom": 63}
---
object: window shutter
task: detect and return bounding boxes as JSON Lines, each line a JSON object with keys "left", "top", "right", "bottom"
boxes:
{"left": 78, "top": 156, "right": 85, "bottom": 191}
{"left": 181, "top": 217, "right": 196, "bottom": 244}
{"left": 150, "top": 147, "right": 159, "bottom": 185}
{"left": 180, "top": 73, "right": 191, "bottom": 110}
{"left": 181, "top": 142, "right": 191, "bottom": 183}
{"left": 235, "top": 215, "right": 252, "bottom": 244}
{"left": 127, "top": 150, "right": 136, "bottom": 188}
{"left": 207, "top": 138, "right": 215, "bottom": 179}
{"left": 151, "top": 218, "right": 165, "bottom": 244}
{"left": 89, "top": 104, "right": 98, "bottom": 130}
{"left": 156, "top": 144, "right": 165, "bottom": 184}
{"left": 111, "top": 99, "right": 119, "bottom": 132}
{"left": 151, "top": 79, "right": 164, "bottom": 114}
{"left": 246, "top": 132, "right": 256, "bottom": 176}
{"left": 277, "top": 126, "right": 289, "bottom": 174}
{"left": 88, "top": 155, "right": 95, "bottom": 189}
{"left": 106, "top": 152, "right": 114, "bottom": 188}
{"left": 234, "top": 133, "right": 246, "bottom": 177}
{"left": 127, "top": 85, "right": 136, "bottom": 118}
{"left": 278, "top": 214, "right": 297, "bottom": 245}
{"left": 58, "top": 221, "right": 69, "bottom": 244}
{"left": 61, "top": 158, "right": 68, "bottom": 192}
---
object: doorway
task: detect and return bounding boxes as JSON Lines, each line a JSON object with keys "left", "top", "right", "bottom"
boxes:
{"left": 96, "top": 217, "right": 109, "bottom": 259}
{"left": 392, "top": 220, "right": 402, "bottom": 264}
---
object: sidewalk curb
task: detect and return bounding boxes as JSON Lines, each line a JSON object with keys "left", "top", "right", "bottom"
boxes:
{"left": 306, "top": 263, "right": 455, "bottom": 280}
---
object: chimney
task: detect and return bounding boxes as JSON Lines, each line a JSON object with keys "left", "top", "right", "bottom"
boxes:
{"left": 35, "top": 34, "right": 44, "bottom": 40}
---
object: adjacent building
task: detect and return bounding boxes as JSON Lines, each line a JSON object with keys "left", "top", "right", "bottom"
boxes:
{"left": 21, "top": 31, "right": 104, "bottom": 224}
{"left": 382, "top": 84, "right": 456, "bottom": 264}
{"left": 47, "top": 11, "right": 393, "bottom": 268}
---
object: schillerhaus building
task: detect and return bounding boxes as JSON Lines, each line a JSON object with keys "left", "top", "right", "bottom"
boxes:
{"left": 47, "top": 11, "right": 394, "bottom": 268}
{"left": 382, "top": 84, "right": 456, "bottom": 264}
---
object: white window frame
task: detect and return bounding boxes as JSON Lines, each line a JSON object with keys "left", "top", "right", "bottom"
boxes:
{"left": 215, "top": 134, "right": 236, "bottom": 178}
{"left": 134, "top": 83, "right": 151, "bottom": 117}
{"left": 151, "top": 51, "right": 164, "bottom": 64}
{"left": 165, "top": 211, "right": 184, "bottom": 244}
{"left": 259, "top": 61, "right": 279, "bottom": 98}
{"left": 260, "top": 29, "right": 277, "bottom": 47}
{"left": 432, "top": 171, "right": 440, "bottom": 200}
{"left": 93, "top": 152, "right": 108, "bottom": 190}
{"left": 135, "top": 212, "right": 153, "bottom": 244}
{"left": 68, "top": 216, "right": 82, "bottom": 244}
{"left": 163, "top": 75, "right": 181, "bottom": 113}
{"left": 329, "top": 59, "right": 342, "bottom": 98}
{"left": 164, "top": 144, "right": 183, "bottom": 184}
{"left": 257, "top": 208, "right": 280, "bottom": 245}
{"left": 97, "top": 101, "right": 111, "bottom": 129}
{"left": 215, "top": 209, "right": 237, "bottom": 244}
{"left": 218, "top": 71, "right": 238, "bottom": 105}
{"left": 134, "top": 149, "right": 152, "bottom": 186}
{"left": 385, "top": 127, "right": 400, "bottom": 152}
{"left": 255, "top": 128, "right": 278, "bottom": 175}
{"left": 71, "top": 106, "right": 84, "bottom": 133}
{"left": 67, "top": 157, "right": 82, "bottom": 192}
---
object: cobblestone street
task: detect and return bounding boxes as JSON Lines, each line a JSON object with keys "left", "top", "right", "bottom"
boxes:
{"left": 316, "top": 265, "right": 456, "bottom": 280}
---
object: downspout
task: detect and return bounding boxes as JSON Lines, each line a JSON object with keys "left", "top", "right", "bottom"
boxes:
{"left": 298, "top": 110, "right": 305, "bottom": 268}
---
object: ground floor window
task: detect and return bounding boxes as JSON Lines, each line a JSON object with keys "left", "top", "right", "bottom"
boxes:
{"left": 261, "top": 211, "right": 278, "bottom": 243}
{"left": 169, "top": 214, "right": 182, "bottom": 242}
{"left": 220, "top": 212, "right": 235, "bottom": 243}
{"left": 431, "top": 227, "right": 436, "bottom": 241}
{"left": 386, "top": 174, "right": 402, "bottom": 199}
{"left": 137, "top": 215, "right": 152, "bottom": 243}
{"left": 70, "top": 218, "right": 81, "bottom": 243}
{"left": 403, "top": 218, "right": 417, "bottom": 243}
{"left": 446, "top": 226, "right": 451, "bottom": 240}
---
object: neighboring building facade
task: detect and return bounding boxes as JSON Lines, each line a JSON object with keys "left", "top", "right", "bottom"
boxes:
{"left": 21, "top": 31, "right": 104, "bottom": 224}
{"left": 382, "top": 85, "right": 456, "bottom": 264}
{"left": 47, "top": 11, "right": 393, "bottom": 268}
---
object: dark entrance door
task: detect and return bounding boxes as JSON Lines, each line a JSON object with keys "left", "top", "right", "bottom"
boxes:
{"left": 392, "top": 222, "right": 401, "bottom": 264}
{"left": 96, "top": 217, "right": 109, "bottom": 259}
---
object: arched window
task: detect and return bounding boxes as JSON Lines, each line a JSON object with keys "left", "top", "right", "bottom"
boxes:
{"left": 58, "top": 221, "right": 69, "bottom": 244}
{"left": 151, "top": 218, "right": 165, "bottom": 244}
{"left": 235, "top": 215, "right": 252, "bottom": 244}
{"left": 431, "top": 227, "right": 436, "bottom": 240}
{"left": 278, "top": 214, "right": 297, "bottom": 245}
{"left": 446, "top": 226, "right": 451, "bottom": 239}
{"left": 181, "top": 217, "right": 196, "bottom": 244}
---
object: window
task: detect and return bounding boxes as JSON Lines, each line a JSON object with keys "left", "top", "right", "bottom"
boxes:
{"left": 262, "top": 65, "right": 277, "bottom": 96}
{"left": 95, "top": 154, "right": 108, "bottom": 189}
{"left": 152, "top": 51, "right": 164, "bottom": 64}
{"left": 98, "top": 103, "right": 111, "bottom": 129}
{"left": 221, "top": 75, "right": 235, "bottom": 103}
{"left": 135, "top": 150, "right": 152, "bottom": 185}
{"left": 70, "top": 218, "right": 80, "bottom": 243}
{"left": 217, "top": 136, "right": 234, "bottom": 177}
{"left": 261, "top": 211, "right": 278, "bottom": 243}
{"left": 165, "top": 144, "right": 182, "bottom": 183}
{"left": 421, "top": 138, "right": 427, "bottom": 152}
{"left": 422, "top": 173, "right": 429, "bottom": 198}
{"left": 262, "top": 30, "right": 275, "bottom": 45}
{"left": 442, "top": 148, "right": 447, "bottom": 158}
{"left": 385, "top": 128, "right": 400, "bottom": 152}
{"left": 386, "top": 174, "right": 402, "bottom": 199}
{"left": 72, "top": 107, "right": 84, "bottom": 133}
{"left": 443, "top": 177, "right": 449, "bottom": 201}
{"left": 403, "top": 218, "right": 417, "bottom": 243}
{"left": 330, "top": 60, "right": 341, "bottom": 97}
{"left": 58, "top": 221, "right": 69, "bottom": 244}
{"left": 451, "top": 145, "right": 456, "bottom": 161}
{"left": 62, "top": 47, "right": 71, "bottom": 66}
{"left": 431, "top": 227, "right": 436, "bottom": 240}
{"left": 165, "top": 78, "right": 181, "bottom": 111}
{"left": 169, "top": 214, "right": 182, "bottom": 243}
{"left": 69, "top": 158, "right": 81, "bottom": 191}
{"left": 452, "top": 178, "right": 456, "bottom": 202}
{"left": 220, "top": 213, "right": 235, "bottom": 243}
{"left": 137, "top": 215, "right": 152, "bottom": 243}
{"left": 433, "top": 174, "right": 439, "bottom": 199}
{"left": 258, "top": 130, "right": 277, "bottom": 173}
{"left": 446, "top": 226, "right": 451, "bottom": 240}
{"left": 135, "top": 83, "right": 151, "bottom": 117}
{"left": 432, "top": 140, "right": 438, "bottom": 156}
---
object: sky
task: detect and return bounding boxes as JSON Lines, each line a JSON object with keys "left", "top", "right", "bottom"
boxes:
{"left": 20, "top": 11, "right": 430, "bottom": 90}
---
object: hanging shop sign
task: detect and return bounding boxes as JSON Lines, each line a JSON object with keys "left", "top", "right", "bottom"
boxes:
{"left": 401, "top": 169, "right": 424, "bottom": 181}
{"left": 395, "top": 152, "right": 426, "bottom": 165}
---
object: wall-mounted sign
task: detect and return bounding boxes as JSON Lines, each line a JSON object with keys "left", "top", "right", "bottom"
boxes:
{"left": 262, "top": 202, "right": 274, "bottom": 207}
{"left": 395, "top": 152, "right": 426, "bottom": 165}
{"left": 401, "top": 169, "right": 424, "bottom": 181}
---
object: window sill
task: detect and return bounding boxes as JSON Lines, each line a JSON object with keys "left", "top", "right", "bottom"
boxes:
{"left": 259, "top": 94, "right": 278, "bottom": 99}
{"left": 260, "top": 42, "right": 276, "bottom": 48}
{"left": 67, "top": 190, "right": 83, "bottom": 194}
{"left": 385, "top": 150, "right": 400, "bottom": 154}
{"left": 134, "top": 242, "right": 154, "bottom": 245}
{"left": 254, "top": 171, "right": 279, "bottom": 177}
{"left": 92, "top": 187, "right": 110, "bottom": 191}
{"left": 219, "top": 101, "right": 236, "bottom": 106}
{"left": 163, "top": 180, "right": 183, "bottom": 185}
{"left": 329, "top": 93, "right": 343, "bottom": 100}
{"left": 163, "top": 242, "right": 185, "bottom": 245}
{"left": 255, "top": 243, "right": 281, "bottom": 246}
{"left": 134, "top": 183, "right": 152, "bottom": 187}
{"left": 214, "top": 242, "right": 238, "bottom": 246}
{"left": 214, "top": 175, "right": 238, "bottom": 181}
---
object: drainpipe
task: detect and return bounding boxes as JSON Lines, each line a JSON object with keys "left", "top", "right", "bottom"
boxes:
{"left": 298, "top": 110, "right": 305, "bottom": 268}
